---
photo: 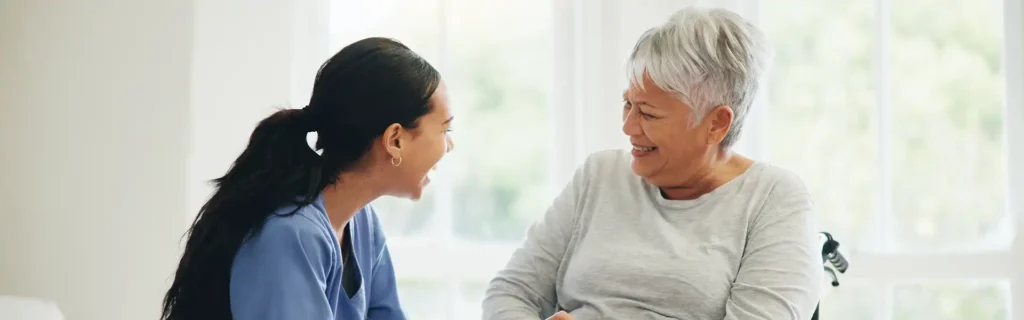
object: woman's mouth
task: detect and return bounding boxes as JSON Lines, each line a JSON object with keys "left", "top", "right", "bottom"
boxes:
{"left": 631, "top": 145, "right": 657, "bottom": 157}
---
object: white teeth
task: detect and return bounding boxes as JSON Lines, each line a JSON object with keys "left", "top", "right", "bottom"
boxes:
{"left": 633, "top": 146, "right": 656, "bottom": 152}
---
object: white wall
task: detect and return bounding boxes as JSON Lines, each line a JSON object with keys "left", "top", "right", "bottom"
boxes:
{"left": 187, "top": 0, "right": 328, "bottom": 218}
{"left": 0, "top": 0, "right": 193, "bottom": 319}
{"left": 0, "top": 0, "right": 329, "bottom": 319}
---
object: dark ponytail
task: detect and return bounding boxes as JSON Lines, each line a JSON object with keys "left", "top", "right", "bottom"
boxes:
{"left": 162, "top": 37, "right": 440, "bottom": 320}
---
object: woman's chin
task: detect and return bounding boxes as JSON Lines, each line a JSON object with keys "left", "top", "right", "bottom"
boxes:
{"left": 405, "top": 177, "right": 430, "bottom": 200}
{"left": 387, "top": 175, "right": 432, "bottom": 200}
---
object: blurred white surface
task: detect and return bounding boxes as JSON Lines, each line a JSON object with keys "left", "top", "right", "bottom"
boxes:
{"left": 0, "top": 296, "right": 65, "bottom": 320}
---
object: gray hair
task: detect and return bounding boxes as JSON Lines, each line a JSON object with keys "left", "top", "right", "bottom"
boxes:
{"left": 627, "top": 6, "right": 770, "bottom": 148}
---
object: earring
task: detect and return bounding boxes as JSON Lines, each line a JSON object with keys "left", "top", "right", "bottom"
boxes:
{"left": 391, "top": 155, "right": 403, "bottom": 167}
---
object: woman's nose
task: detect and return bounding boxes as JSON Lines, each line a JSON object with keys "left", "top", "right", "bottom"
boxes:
{"left": 622, "top": 108, "right": 643, "bottom": 136}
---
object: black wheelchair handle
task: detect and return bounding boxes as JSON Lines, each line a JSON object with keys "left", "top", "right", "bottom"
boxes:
{"left": 819, "top": 232, "right": 848, "bottom": 273}
{"left": 827, "top": 250, "right": 848, "bottom": 273}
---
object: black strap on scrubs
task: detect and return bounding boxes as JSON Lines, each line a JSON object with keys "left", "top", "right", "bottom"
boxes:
{"left": 340, "top": 225, "right": 361, "bottom": 299}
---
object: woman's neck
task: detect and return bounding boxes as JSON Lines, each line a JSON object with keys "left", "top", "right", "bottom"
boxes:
{"left": 320, "top": 172, "right": 383, "bottom": 232}
{"left": 661, "top": 149, "right": 753, "bottom": 200}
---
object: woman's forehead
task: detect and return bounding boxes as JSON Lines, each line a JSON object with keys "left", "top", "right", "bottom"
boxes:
{"left": 626, "top": 75, "right": 673, "bottom": 96}
{"left": 624, "top": 85, "right": 675, "bottom": 106}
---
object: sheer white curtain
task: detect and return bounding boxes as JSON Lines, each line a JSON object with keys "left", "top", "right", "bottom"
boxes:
{"left": 274, "top": 0, "right": 1024, "bottom": 318}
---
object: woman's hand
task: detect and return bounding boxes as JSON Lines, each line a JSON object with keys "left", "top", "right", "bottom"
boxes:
{"left": 546, "top": 311, "right": 576, "bottom": 320}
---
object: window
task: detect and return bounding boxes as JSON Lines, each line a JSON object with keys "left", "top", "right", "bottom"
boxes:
{"left": 324, "top": 0, "right": 1023, "bottom": 318}
{"left": 757, "top": 0, "right": 1021, "bottom": 318}
{"left": 762, "top": 0, "right": 1010, "bottom": 253}
{"left": 330, "top": 0, "right": 556, "bottom": 318}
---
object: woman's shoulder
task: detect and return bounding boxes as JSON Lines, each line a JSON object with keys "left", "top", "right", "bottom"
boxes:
{"left": 744, "top": 162, "right": 810, "bottom": 199}
{"left": 735, "top": 163, "right": 816, "bottom": 225}
{"left": 558, "top": 149, "right": 640, "bottom": 193}
{"left": 567, "top": 149, "right": 649, "bottom": 202}
{"left": 231, "top": 205, "right": 339, "bottom": 292}
{"left": 253, "top": 203, "right": 337, "bottom": 251}
{"left": 582, "top": 149, "right": 632, "bottom": 168}
{"left": 233, "top": 204, "right": 339, "bottom": 271}
{"left": 578, "top": 149, "right": 635, "bottom": 179}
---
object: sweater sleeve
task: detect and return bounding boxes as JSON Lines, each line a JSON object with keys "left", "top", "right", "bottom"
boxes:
{"left": 230, "top": 218, "right": 335, "bottom": 320}
{"left": 482, "top": 165, "right": 587, "bottom": 320}
{"left": 723, "top": 179, "right": 822, "bottom": 320}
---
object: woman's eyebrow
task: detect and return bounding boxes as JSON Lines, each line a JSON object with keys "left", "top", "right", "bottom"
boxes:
{"left": 623, "top": 92, "right": 657, "bottom": 108}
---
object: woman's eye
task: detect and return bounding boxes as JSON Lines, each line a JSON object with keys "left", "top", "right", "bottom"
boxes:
{"left": 624, "top": 101, "right": 656, "bottom": 119}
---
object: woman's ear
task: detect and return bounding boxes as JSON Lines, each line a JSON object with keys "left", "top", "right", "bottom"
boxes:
{"left": 382, "top": 123, "right": 404, "bottom": 155}
{"left": 707, "top": 105, "right": 734, "bottom": 144}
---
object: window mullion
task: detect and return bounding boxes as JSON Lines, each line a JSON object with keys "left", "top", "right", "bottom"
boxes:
{"left": 744, "top": 0, "right": 769, "bottom": 162}
{"left": 433, "top": 1, "right": 460, "bottom": 318}
{"left": 550, "top": 0, "right": 583, "bottom": 187}
{"left": 571, "top": 0, "right": 587, "bottom": 168}
{"left": 874, "top": 0, "right": 895, "bottom": 253}
{"left": 1003, "top": 0, "right": 1024, "bottom": 318}
{"left": 433, "top": 0, "right": 455, "bottom": 243}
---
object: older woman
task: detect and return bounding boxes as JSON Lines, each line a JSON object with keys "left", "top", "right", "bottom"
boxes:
{"left": 482, "top": 6, "right": 821, "bottom": 320}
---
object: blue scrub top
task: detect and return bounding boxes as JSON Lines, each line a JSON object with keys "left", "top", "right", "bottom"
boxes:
{"left": 229, "top": 196, "right": 405, "bottom": 320}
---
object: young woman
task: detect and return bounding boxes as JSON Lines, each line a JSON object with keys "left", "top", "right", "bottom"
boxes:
{"left": 161, "top": 37, "right": 454, "bottom": 320}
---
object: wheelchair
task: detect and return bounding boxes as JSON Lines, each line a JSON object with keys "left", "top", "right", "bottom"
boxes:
{"left": 813, "top": 232, "right": 849, "bottom": 320}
